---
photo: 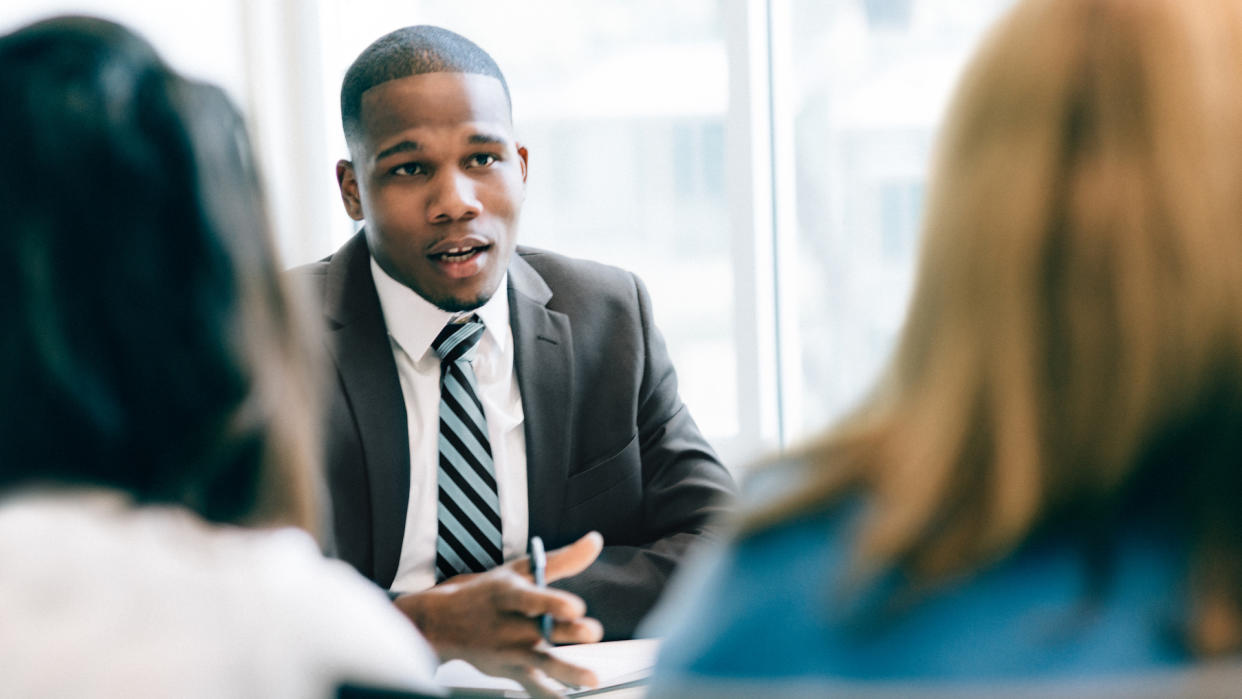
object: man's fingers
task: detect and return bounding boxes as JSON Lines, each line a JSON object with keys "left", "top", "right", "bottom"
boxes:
{"left": 482, "top": 663, "right": 564, "bottom": 699}
{"left": 495, "top": 581, "right": 587, "bottom": 620}
{"left": 483, "top": 650, "right": 598, "bottom": 699}
{"left": 550, "top": 616, "right": 604, "bottom": 645}
{"left": 511, "top": 667, "right": 565, "bottom": 699}
{"left": 509, "top": 532, "right": 603, "bottom": 583}
{"left": 530, "top": 650, "right": 600, "bottom": 691}
{"left": 545, "top": 531, "right": 603, "bottom": 581}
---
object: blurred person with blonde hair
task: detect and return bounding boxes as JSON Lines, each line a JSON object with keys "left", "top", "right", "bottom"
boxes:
{"left": 0, "top": 16, "right": 440, "bottom": 697}
{"left": 647, "top": 0, "right": 1242, "bottom": 694}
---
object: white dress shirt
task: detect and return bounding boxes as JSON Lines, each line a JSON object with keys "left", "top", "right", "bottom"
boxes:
{"left": 370, "top": 258, "right": 529, "bottom": 593}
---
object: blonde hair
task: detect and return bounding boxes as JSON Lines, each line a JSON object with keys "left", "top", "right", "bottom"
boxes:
{"left": 755, "top": 0, "right": 1242, "bottom": 654}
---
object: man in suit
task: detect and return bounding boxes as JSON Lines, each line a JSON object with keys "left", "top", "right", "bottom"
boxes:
{"left": 295, "top": 25, "right": 734, "bottom": 694}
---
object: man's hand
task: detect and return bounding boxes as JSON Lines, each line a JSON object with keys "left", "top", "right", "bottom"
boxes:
{"left": 393, "top": 532, "right": 605, "bottom": 698}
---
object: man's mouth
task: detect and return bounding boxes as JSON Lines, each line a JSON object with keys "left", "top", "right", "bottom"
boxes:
{"left": 429, "top": 244, "right": 490, "bottom": 263}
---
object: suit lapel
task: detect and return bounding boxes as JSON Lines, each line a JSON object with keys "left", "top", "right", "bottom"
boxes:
{"left": 324, "top": 232, "right": 409, "bottom": 587}
{"left": 508, "top": 253, "right": 574, "bottom": 544}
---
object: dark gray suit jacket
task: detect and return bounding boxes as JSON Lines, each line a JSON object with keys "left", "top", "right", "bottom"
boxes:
{"left": 294, "top": 232, "right": 735, "bottom": 639}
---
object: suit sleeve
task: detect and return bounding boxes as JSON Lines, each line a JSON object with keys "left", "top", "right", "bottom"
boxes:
{"left": 552, "top": 273, "right": 737, "bottom": 640}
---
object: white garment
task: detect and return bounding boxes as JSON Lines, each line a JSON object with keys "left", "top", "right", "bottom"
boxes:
{"left": 370, "top": 258, "right": 529, "bottom": 594}
{"left": 0, "top": 490, "right": 441, "bottom": 698}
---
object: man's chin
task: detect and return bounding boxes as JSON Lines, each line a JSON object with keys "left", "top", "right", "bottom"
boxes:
{"left": 422, "top": 283, "right": 497, "bottom": 313}
{"left": 435, "top": 294, "right": 489, "bottom": 313}
{"left": 406, "top": 270, "right": 505, "bottom": 313}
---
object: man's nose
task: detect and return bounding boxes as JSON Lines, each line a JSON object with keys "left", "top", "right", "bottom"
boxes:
{"left": 428, "top": 170, "right": 481, "bottom": 223}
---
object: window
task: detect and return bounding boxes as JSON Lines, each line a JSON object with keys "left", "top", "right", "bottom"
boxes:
{"left": 775, "top": 0, "right": 1017, "bottom": 443}
{"left": 0, "top": 0, "right": 248, "bottom": 104}
{"left": 2, "top": 0, "right": 1020, "bottom": 470}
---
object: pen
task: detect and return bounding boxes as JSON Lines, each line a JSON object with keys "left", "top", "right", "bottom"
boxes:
{"left": 529, "top": 535, "right": 553, "bottom": 643}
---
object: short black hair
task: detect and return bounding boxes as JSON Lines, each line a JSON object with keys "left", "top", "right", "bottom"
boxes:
{"left": 0, "top": 16, "right": 320, "bottom": 529}
{"left": 340, "top": 25, "right": 511, "bottom": 148}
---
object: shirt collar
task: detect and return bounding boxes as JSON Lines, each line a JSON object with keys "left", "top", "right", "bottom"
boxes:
{"left": 369, "top": 256, "right": 510, "bottom": 361}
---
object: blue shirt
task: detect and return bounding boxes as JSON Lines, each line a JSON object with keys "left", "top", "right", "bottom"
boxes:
{"left": 647, "top": 499, "right": 1196, "bottom": 694}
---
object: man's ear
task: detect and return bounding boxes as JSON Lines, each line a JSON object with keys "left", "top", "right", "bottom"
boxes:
{"left": 517, "top": 145, "right": 529, "bottom": 184}
{"left": 336, "top": 160, "right": 364, "bottom": 221}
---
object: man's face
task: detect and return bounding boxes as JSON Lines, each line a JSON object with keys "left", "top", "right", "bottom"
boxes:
{"left": 337, "top": 72, "right": 527, "bottom": 311}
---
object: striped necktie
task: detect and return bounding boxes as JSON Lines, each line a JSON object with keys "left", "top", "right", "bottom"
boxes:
{"left": 431, "top": 316, "right": 503, "bottom": 581}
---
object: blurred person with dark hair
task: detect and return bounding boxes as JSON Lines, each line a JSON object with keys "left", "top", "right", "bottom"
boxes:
{"left": 0, "top": 16, "right": 439, "bottom": 697}
{"left": 647, "top": 0, "right": 1242, "bottom": 695}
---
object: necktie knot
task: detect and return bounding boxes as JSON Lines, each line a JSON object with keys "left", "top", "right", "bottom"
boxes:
{"left": 432, "top": 317, "right": 485, "bottom": 363}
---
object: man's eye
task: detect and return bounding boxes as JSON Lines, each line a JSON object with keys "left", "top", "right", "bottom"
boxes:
{"left": 391, "top": 162, "right": 426, "bottom": 176}
{"left": 468, "top": 153, "right": 497, "bottom": 168}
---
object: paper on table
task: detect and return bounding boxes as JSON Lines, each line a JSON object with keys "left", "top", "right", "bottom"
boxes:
{"left": 433, "top": 638, "right": 660, "bottom": 697}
